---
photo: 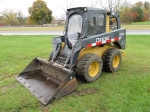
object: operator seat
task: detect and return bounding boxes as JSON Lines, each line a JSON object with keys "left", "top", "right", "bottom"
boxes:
{"left": 60, "top": 33, "right": 78, "bottom": 58}
{"left": 66, "top": 33, "right": 78, "bottom": 49}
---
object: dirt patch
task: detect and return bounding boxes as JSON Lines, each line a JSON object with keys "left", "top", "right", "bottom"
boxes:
{"left": 0, "top": 63, "right": 11, "bottom": 69}
{"left": 147, "top": 89, "right": 150, "bottom": 93}
{"left": 75, "top": 75, "right": 85, "bottom": 85}
{"left": 1, "top": 81, "right": 19, "bottom": 93}
{"left": 0, "top": 74, "right": 14, "bottom": 82}
{"left": 39, "top": 105, "right": 50, "bottom": 112}
{"left": 136, "top": 67, "right": 150, "bottom": 73}
{"left": 0, "top": 74, "right": 4, "bottom": 77}
{"left": 74, "top": 88, "right": 98, "bottom": 96}
{"left": 101, "top": 107, "right": 108, "bottom": 112}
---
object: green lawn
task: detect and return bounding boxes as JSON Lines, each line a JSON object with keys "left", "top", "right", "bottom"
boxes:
{"left": 132, "top": 21, "right": 150, "bottom": 25}
{"left": 122, "top": 25, "right": 150, "bottom": 30}
{"left": 121, "top": 21, "right": 150, "bottom": 30}
{"left": 0, "top": 26, "right": 64, "bottom": 31}
{"left": 0, "top": 35, "right": 150, "bottom": 112}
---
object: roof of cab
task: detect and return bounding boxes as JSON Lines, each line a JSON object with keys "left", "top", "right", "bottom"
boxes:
{"left": 67, "top": 7, "right": 106, "bottom": 11}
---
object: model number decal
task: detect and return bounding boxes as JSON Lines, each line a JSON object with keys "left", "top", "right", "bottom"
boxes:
{"left": 119, "top": 33, "right": 124, "bottom": 36}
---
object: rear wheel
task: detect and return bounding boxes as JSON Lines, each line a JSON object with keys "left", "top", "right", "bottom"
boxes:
{"left": 77, "top": 53, "right": 103, "bottom": 82}
{"left": 103, "top": 48, "right": 122, "bottom": 72}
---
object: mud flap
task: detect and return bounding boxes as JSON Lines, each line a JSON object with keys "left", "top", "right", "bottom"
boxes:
{"left": 16, "top": 57, "right": 78, "bottom": 105}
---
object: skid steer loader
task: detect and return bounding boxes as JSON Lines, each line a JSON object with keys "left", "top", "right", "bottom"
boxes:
{"left": 16, "top": 7, "right": 126, "bottom": 105}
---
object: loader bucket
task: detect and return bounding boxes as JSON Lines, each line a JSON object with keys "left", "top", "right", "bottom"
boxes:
{"left": 16, "top": 57, "right": 78, "bottom": 105}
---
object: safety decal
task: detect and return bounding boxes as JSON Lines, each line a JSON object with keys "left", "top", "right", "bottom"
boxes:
{"left": 86, "top": 37, "right": 121, "bottom": 48}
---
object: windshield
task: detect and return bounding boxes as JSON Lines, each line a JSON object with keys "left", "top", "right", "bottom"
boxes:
{"left": 68, "top": 14, "right": 82, "bottom": 35}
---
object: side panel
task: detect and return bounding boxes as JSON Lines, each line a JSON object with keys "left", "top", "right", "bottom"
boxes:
{"left": 81, "top": 29, "right": 126, "bottom": 49}
{"left": 78, "top": 44, "right": 114, "bottom": 60}
{"left": 68, "top": 29, "right": 126, "bottom": 69}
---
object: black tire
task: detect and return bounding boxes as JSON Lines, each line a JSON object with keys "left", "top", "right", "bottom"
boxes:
{"left": 49, "top": 50, "right": 54, "bottom": 60}
{"left": 102, "top": 48, "right": 122, "bottom": 72}
{"left": 77, "top": 53, "right": 103, "bottom": 82}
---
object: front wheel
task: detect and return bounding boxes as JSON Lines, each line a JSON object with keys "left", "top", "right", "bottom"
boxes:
{"left": 77, "top": 53, "right": 103, "bottom": 82}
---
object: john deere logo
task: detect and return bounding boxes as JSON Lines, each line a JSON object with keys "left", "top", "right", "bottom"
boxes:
{"left": 96, "top": 36, "right": 109, "bottom": 42}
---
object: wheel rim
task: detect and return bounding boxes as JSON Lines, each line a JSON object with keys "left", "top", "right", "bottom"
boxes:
{"left": 112, "top": 54, "right": 120, "bottom": 68}
{"left": 88, "top": 61, "right": 100, "bottom": 77}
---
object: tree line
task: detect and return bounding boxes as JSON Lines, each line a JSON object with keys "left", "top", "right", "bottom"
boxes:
{"left": 0, "top": 0, "right": 150, "bottom": 26}
{"left": 120, "top": 1, "right": 150, "bottom": 23}
{"left": 0, "top": 10, "right": 27, "bottom": 26}
{"left": 0, "top": 0, "right": 52, "bottom": 26}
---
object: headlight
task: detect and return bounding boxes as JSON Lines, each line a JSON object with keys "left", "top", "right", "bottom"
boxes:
{"left": 84, "top": 8, "right": 87, "bottom": 12}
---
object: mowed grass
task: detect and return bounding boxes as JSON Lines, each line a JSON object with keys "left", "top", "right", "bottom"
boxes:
{"left": 0, "top": 26, "right": 64, "bottom": 31}
{"left": 122, "top": 21, "right": 150, "bottom": 30}
{"left": 122, "top": 25, "right": 150, "bottom": 30}
{"left": 132, "top": 21, "right": 150, "bottom": 25}
{"left": 0, "top": 35, "right": 150, "bottom": 112}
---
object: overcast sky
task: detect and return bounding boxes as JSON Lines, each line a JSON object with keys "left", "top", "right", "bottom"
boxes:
{"left": 0, "top": 0, "right": 150, "bottom": 18}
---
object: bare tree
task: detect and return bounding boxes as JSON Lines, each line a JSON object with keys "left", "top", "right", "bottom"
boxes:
{"left": 101, "top": 0, "right": 126, "bottom": 12}
{"left": 1, "top": 9, "right": 19, "bottom": 26}
{"left": 57, "top": 0, "right": 75, "bottom": 20}
{"left": 16, "top": 11, "right": 27, "bottom": 25}
{"left": 89, "top": 0, "right": 126, "bottom": 12}
{"left": 114, "top": 0, "right": 127, "bottom": 13}
{"left": 1, "top": 10, "right": 27, "bottom": 26}
{"left": 89, "top": 0, "right": 100, "bottom": 7}
{"left": 59, "top": 0, "right": 75, "bottom": 13}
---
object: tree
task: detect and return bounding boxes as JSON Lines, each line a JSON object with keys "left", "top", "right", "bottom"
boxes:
{"left": 16, "top": 11, "right": 27, "bottom": 25}
{"left": 89, "top": 0, "right": 99, "bottom": 7}
{"left": 59, "top": 0, "right": 74, "bottom": 12}
{"left": 120, "top": 6, "right": 137, "bottom": 24}
{"left": 1, "top": 10, "right": 27, "bottom": 26}
{"left": 132, "top": 12, "right": 138, "bottom": 21}
{"left": 131, "top": 3, "right": 144, "bottom": 22}
{"left": 89, "top": 0, "right": 126, "bottom": 13}
{"left": 135, "top": 1, "right": 143, "bottom": 7}
{"left": 26, "top": 17, "right": 35, "bottom": 25}
{"left": 28, "top": 0, "right": 53, "bottom": 25}
{"left": 1, "top": 10, "right": 19, "bottom": 26}
{"left": 143, "top": 1, "right": 150, "bottom": 21}
{"left": 144, "top": 1, "right": 150, "bottom": 11}
{"left": 0, "top": 16, "right": 5, "bottom": 26}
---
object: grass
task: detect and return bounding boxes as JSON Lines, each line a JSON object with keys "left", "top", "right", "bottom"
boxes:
{"left": 132, "top": 21, "right": 150, "bottom": 25}
{"left": 0, "top": 35, "right": 150, "bottom": 112}
{"left": 0, "top": 26, "right": 64, "bottom": 31}
{"left": 122, "top": 25, "right": 150, "bottom": 30}
{"left": 122, "top": 21, "right": 150, "bottom": 30}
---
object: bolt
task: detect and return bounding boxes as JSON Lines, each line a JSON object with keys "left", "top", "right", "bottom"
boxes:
{"left": 47, "top": 78, "right": 50, "bottom": 80}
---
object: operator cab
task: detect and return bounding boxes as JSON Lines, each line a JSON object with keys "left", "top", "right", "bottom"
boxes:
{"left": 64, "top": 7, "right": 120, "bottom": 49}
{"left": 65, "top": 7, "right": 107, "bottom": 49}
